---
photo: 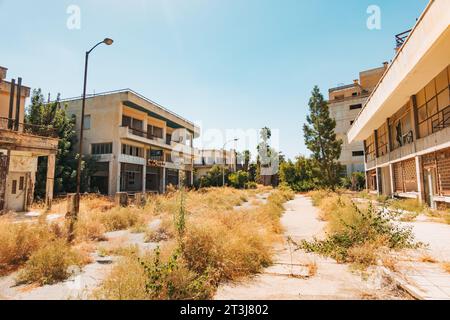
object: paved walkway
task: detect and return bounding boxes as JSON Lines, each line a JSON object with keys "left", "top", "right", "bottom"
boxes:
{"left": 391, "top": 218, "right": 450, "bottom": 300}
{"left": 215, "top": 195, "right": 406, "bottom": 300}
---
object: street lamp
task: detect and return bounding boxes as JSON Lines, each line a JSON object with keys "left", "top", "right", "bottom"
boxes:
{"left": 222, "top": 138, "right": 239, "bottom": 186}
{"left": 74, "top": 38, "right": 114, "bottom": 215}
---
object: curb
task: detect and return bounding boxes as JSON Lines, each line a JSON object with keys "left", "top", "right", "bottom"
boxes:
{"left": 379, "top": 267, "right": 425, "bottom": 300}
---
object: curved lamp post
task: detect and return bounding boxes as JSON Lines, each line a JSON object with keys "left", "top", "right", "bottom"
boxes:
{"left": 222, "top": 138, "right": 239, "bottom": 186}
{"left": 74, "top": 38, "right": 114, "bottom": 216}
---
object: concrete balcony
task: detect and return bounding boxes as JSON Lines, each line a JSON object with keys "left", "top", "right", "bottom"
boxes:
{"left": 119, "top": 126, "right": 170, "bottom": 150}
{"left": 119, "top": 126, "right": 195, "bottom": 156}
{"left": 0, "top": 124, "right": 58, "bottom": 155}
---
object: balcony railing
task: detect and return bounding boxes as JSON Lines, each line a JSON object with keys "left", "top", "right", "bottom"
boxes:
{"left": 0, "top": 117, "right": 58, "bottom": 138}
{"left": 122, "top": 126, "right": 162, "bottom": 141}
{"left": 395, "top": 29, "right": 412, "bottom": 48}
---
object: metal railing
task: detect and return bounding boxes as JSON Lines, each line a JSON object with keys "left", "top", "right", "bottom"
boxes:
{"left": 122, "top": 125, "right": 161, "bottom": 141}
{"left": 395, "top": 29, "right": 412, "bottom": 48}
{"left": 0, "top": 117, "right": 58, "bottom": 138}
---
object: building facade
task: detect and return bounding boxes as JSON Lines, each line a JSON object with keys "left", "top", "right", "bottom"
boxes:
{"left": 348, "top": 0, "right": 450, "bottom": 208}
{"left": 194, "top": 149, "right": 237, "bottom": 180}
{"left": 64, "top": 89, "right": 199, "bottom": 196}
{"left": 328, "top": 64, "right": 387, "bottom": 176}
{"left": 0, "top": 66, "right": 58, "bottom": 212}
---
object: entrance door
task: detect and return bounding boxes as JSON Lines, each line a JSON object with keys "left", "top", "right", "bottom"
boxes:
{"left": 6, "top": 172, "right": 26, "bottom": 212}
{"left": 424, "top": 168, "right": 437, "bottom": 209}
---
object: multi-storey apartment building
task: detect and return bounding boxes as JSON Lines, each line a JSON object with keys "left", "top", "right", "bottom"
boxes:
{"left": 194, "top": 149, "right": 237, "bottom": 180}
{"left": 0, "top": 66, "right": 58, "bottom": 212}
{"left": 348, "top": 0, "right": 450, "bottom": 208}
{"left": 328, "top": 64, "right": 387, "bottom": 176}
{"left": 64, "top": 89, "right": 199, "bottom": 196}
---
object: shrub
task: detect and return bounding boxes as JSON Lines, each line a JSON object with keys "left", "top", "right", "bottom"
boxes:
{"left": 16, "top": 239, "right": 83, "bottom": 285}
{"left": 75, "top": 217, "right": 106, "bottom": 242}
{"left": 0, "top": 220, "right": 54, "bottom": 273}
{"left": 245, "top": 181, "right": 258, "bottom": 189}
{"left": 228, "top": 171, "right": 249, "bottom": 189}
{"left": 92, "top": 255, "right": 149, "bottom": 300}
{"left": 100, "top": 207, "right": 144, "bottom": 232}
{"left": 301, "top": 198, "right": 420, "bottom": 267}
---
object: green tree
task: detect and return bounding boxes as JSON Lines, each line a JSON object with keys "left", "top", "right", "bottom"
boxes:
{"left": 26, "top": 89, "right": 94, "bottom": 198}
{"left": 228, "top": 171, "right": 249, "bottom": 189}
{"left": 197, "top": 165, "right": 229, "bottom": 188}
{"left": 303, "top": 86, "right": 343, "bottom": 189}
{"left": 279, "top": 156, "right": 317, "bottom": 192}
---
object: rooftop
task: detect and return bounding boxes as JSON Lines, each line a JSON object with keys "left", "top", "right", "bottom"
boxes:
{"left": 61, "top": 88, "right": 197, "bottom": 129}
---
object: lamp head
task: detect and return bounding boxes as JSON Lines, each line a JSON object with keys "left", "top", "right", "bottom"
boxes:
{"left": 103, "top": 38, "right": 114, "bottom": 46}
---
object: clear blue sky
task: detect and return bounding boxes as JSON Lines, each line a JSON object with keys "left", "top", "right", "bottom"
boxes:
{"left": 0, "top": 0, "right": 428, "bottom": 160}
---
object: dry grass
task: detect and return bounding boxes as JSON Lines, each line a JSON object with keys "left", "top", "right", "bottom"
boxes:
{"left": 419, "top": 254, "right": 438, "bottom": 264}
{"left": 442, "top": 262, "right": 450, "bottom": 274}
{"left": 390, "top": 199, "right": 428, "bottom": 215}
{"left": 94, "top": 187, "right": 295, "bottom": 300}
{"left": 2, "top": 186, "right": 289, "bottom": 295}
{"left": 16, "top": 239, "right": 86, "bottom": 285}
{"left": 0, "top": 219, "right": 57, "bottom": 274}
{"left": 307, "top": 261, "right": 318, "bottom": 277}
{"left": 91, "top": 255, "right": 148, "bottom": 300}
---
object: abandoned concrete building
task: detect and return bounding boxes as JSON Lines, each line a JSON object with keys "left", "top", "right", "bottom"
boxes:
{"left": 348, "top": 0, "right": 450, "bottom": 208}
{"left": 328, "top": 64, "right": 388, "bottom": 176}
{"left": 194, "top": 149, "right": 237, "bottom": 181}
{"left": 63, "top": 89, "right": 199, "bottom": 196}
{"left": 0, "top": 66, "right": 58, "bottom": 212}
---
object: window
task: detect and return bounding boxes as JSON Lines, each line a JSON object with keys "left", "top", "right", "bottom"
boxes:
{"left": 147, "top": 125, "right": 163, "bottom": 139}
{"left": 390, "top": 102, "right": 413, "bottom": 149}
{"left": 19, "top": 177, "right": 24, "bottom": 191}
{"left": 121, "top": 144, "right": 144, "bottom": 158}
{"left": 92, "top": 143, "right": 113, "bottom": 155}
{"left": 11, "top": 180, "right": 17, "bottom": 194}
{"left": 122, "top": 116, "right": 144, "bottom": 136}
{"left": 127, "top": 171, "right": 136, "bottom": 186}
{"left": 352, "top": 151, "right": 364, "bottom": 157}
{"left": 83, "top": 115, "right": 91, "bottom": 130}
{"left": 377, "top": 124, "right": 388, "bottom": 157}
{"left": 166, "top": 134, "right": 172, "bottom": 145}
{"left": 352, "top": 92, "right": 358, "bottom": 97}
{"left": 365, "top": 135, "right": 375, "bottom": 162}
{"left": 416, "top": 66, "right": 450, "bottom": 138}
{"left": 349, "top": 104, "right": 362, "bottom": 110}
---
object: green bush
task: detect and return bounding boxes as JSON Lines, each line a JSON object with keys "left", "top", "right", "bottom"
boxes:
{"left": 228, "top": 171, "right": 249, "bottom": 189}
{"left": 245, "top": 181, "right": 258, "bottom": 189}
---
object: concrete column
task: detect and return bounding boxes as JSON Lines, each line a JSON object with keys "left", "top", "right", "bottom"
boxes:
{"left": 116, "top": 161, "right": 121, "bottom": 193}
{"left": 415, "top": 156, "right": 424, "bottom": 202}
{"left": 389, "top": 163, "right": 395, "bottom": 198}
{"left": 162, "top": 167, "right": 166, "bottom": 193}
{"left": 45, "top": 153, "right": 55, "bottom": 210}
{"left": 376, "top": 167, "right": 381, "bottom": 196}
{"left": 411, "top": 95, "right": 420, "bottom": 141}
{"left": 108, "top": 161, "right": 114, "bottom": 196}
{"left": 142, "top": 164, "right": 146, "bottom": 193}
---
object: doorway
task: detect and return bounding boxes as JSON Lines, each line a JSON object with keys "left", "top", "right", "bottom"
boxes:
{"left": 6, "top": 172, "right": 26, "bottom": 212}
